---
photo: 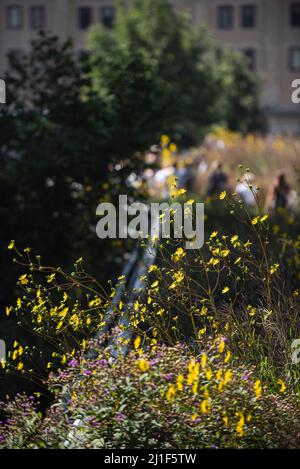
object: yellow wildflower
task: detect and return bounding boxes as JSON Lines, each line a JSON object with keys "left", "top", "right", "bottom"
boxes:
{"left": 160, "top": 134, "right": 170, "bottom": 146}
{"left": 8, "top": 240, "right": 15, "bottom": 250}
{"left": 169, "top": 270, "right": 184, "bottom": 289}
{"left": 236, "top": 414, "right": 245, "bottom": 437}
{"left": 47, "top": 273, "right": 56, "bottom": 283}
{"left": 218, "top": 338, "right": 225, "bottom": 353}
{"left": 200, "top": 398, "right": 211, "bottom": 414}
{"left": 247, "top": 305, "right": 256, "bottom": 317}
{"left": 254, "top": 379, "right": 262, "bottom": 399}
{"left": 172, "top": 188, "right": 186, "bottom": 197}
{"left": 208, "top": 257, "right": 220, "bottom": 266}
{"left": 172, "top": 247, "right": 186, "bottom": 262}
{"left": 134, "top": 336, "right": 141, "bottom": 349}
{"left": 138, "top": 358, "right": 150, "bottom": 372}
{"left": 224, "top": 369, "right": 232, "bottom": 385}
{"left": 223, "top": 414, "right": 228, "bottom": 427}
{"left": 176, "top": 374, "right": 184, "bottom": 391}
{"left": 192, "top": 381, "right": 198, "bottom": 395}
{"left": 205, "top": 367, "right": 213, "bottom": 380}
{"left": 270, "top": 263, "right": 279, "bottom": 275}
{"left": 277, "top": 378, "right": 286, "bottom": 394}
{"left": 166, "top": 384, "right": 176, "bottom": 401}
{"left": 19, "top": 274, "right": 29, "bottom": 285}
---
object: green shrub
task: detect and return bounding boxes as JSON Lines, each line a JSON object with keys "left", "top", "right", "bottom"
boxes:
{"left": 1, "top": 338, "right": 299, "bottom": 449}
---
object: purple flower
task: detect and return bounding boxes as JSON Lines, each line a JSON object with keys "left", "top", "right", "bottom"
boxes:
{"left": 191, "top": 417, "right": 201, "bottom": 424}
{"left": 83, "top": 370, "right": 92, "bottom": 376}
{"left": 86, "top": 417, "right": 100, "bottom": 428}
{"left": 115, "top": 412, "right": 126, "bottom": 422}
{"left": 68, "top": 359, "right": 78, "bottom": 368}
{"left": 97, "top": 359, "right": 108, "bottom": 367}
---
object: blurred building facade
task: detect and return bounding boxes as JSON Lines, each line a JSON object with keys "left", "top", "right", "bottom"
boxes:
{"left": 0, "top": 0, "right": 299, "bottom": 133}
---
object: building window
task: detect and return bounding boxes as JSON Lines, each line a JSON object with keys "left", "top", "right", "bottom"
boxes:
{"left": 290, "top": 3, "right": 300, "bottom": 26}
{"left": 78, "top": 7, "right": 92, "bottom": 30}
{"left": 218, "top": 6, "right": 234, "bottom": 29}
{"left": 289, "top": 47, "right": 300, "bottom": 71}
{"left": 100, "top": 6, "right": 115, "bottom": 29}
{"left": 6, "top": 5, "right": 23, "bottom": 30}
{"left": 30, "top": 6, "right": 46, "bottom": 30}
{"left": 242, "top": 48, "right": 256, "bottom": 70}
{"left": 216, "top": 48, "right": 223, "bottom": 62}
{"left": 241, "top": 5, "right": 256, "bottom": 28}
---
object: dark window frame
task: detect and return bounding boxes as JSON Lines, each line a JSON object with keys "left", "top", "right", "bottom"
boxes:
{"left": 217, "top": 5, "right": 234, "bottom": 30}
{"left": 242, "top": 48, "right": 257, "bottom": 70}
{"left": 240, "top": 5, "right": 257, "bottom": 28}
{"left": 30, "top": 5, "right": 46, "bottom": 31}
{"left": 289, "top": 47, "right": 300, "bottom": 71}
{"left": 6, "top": 5, "right": 23, "bottom": 30}
{"left": 78, "top": 6, "right": 92, "bottom": 30}
{"left": 290, "top": 2, "right": 300, "bottom": 26}
{"left": 100, "top": 6, "right": 115, "bottom": 29}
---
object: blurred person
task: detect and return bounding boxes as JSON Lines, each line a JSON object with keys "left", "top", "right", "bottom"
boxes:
{"left": 235, "top": 173, "right": 257, "bottom": 207}
{"left": 206, "top": 161, "right": 228, "bottom": 197}
{"left": 145, "top": 145, "right": 160, "bottom": 166}
{"left": 153, "top": 163, "right": 175, "bottom": 199}
{"left": 266, "top": 172, "right": 292, "bottom": 211}
{"left": 142, "top": 167, "right": 157, "bottom": 196}
{"left": 198, "top": 159, "right": 208, "bottom": 174}
{"left": 174, "top": 160, "right": 195, "bottom": 192}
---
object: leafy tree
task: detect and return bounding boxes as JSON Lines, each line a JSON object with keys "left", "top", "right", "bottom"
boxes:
{"left": 0, "top": 33, "right": 114, "bottom": 275}
{"left": 0, "top": 33, "right": 117, "bottom": 348}
{"left": 0, "top": 32, "right": 121, "bottom": 401}
{"left": 219, "top": 49, "right": 264, "bottom": 134}
{"left": 87, "top": 0, "right": 226, "bottom": 145}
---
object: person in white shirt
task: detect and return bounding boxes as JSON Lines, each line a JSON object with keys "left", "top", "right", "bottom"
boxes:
{"left": 235, "top": 173, "right": 257, "bottom": 207}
